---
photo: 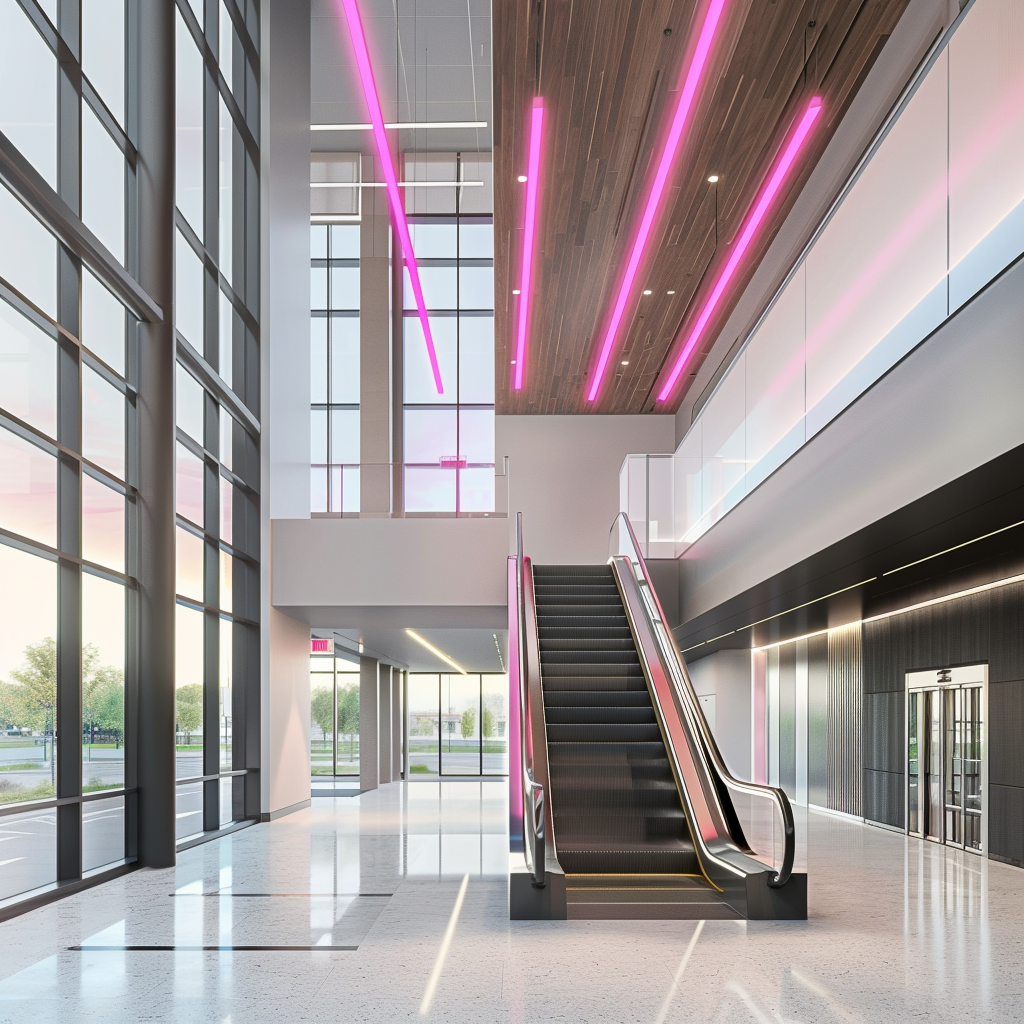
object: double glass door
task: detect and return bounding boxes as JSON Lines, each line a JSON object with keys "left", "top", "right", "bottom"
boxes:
{"left": 907, "top": 680, "right": 983, "bottom": 851}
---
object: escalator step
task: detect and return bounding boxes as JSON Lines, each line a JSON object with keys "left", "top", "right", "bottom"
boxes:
{"left": 542, "top": 689, "right": 653, "bottom": 708}
{"left": 546, "top": 723, "right": 663, "bottom": 742}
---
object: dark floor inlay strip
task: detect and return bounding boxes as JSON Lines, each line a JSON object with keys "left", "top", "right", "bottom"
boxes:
{"left": 171, "top": 892, "right": 394, "bottom": 898}
{"left": 70, "top": 945, "right": 360, "bottom": 952}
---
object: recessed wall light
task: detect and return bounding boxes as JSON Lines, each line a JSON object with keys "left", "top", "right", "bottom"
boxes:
{"left": 708, "top": 174, "right": 719, "bottom": 183}
{"left": 643, "top": 289, "right": 652, "bottom": 295}
{"left": 510, "top": 359, "right": 516, "bottom": 364}
{"left": 518, "top": 175, "right": 528, "bottom": 182}
{"left": 667, "top": 290, "right": 676, "bottom": 295}
{"left": 621, "top": 360, "right": 629, "bottom": 365}
{"left": 512, "top": 289, "right": 520, "bottom": 294}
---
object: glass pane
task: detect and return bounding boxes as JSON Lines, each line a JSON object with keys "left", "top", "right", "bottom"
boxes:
{"left": 82, "top": 0, "right": 125, "bottom": 125}
{"left": 176, "top": 441, "right": 205, "bottom": 526}
{"left": 176, "top": 363, "right": 206, "bottom": 444}
{"left": 0, "top": 298, "right": 57, "bottom": 438}
{"left": 404, "top": 467, "right": 455, "bottom": 513}
{"left": 175, "top": 230, "right": 205, "bottom": 347}
{"left": 404, "top": 316, "right": 456, "bottom": 404}
{"left": 82, "top": 473, "right": 125, "bottom": 572}
{"left": 219, "top": 549, "right": 233, "bottom": 611}
{"left": 441, "top": 674, "right": 480, "bottom": 775}
{"left": 458, "top": 265, "right": 494, "bottom": 310}
{"left": 175, "top": 526, "right": 204, "bottom": 602}
{"left": 340, "top": 465, "right": 360, "bottom": 514}
{"left": 459, "top": 220, "right": 493, "bottom": 259}
{"left": 329, "top": 408, "right": 359, "bottom": 465}
{"left": 336, "top": 671, "right": 360, "bottom": 775}
{"left": 964, "top": 685, "right": 983, "bottom": 852}
{"left": 908, "top": 691, "right": 919, "bottom": 835}
{"left": 219, "top": 96, "right": 234, "bottom": 284}
{"left": 176, "top": 781, "right": 203, "bottom": 840}
{"left": 0, "top": 808, "right": 55, "bottom": 901}
{"left": 459, "top": 409, "right": 494, "bottom": 464}
{"left": 405, "top": 265, "right": 457, "bottom": 310}
{"left": 404, "top": 408, "right": 457, "bottom": 465}
{"left": 408, "top": 221, "right": 457, "bottom": 258}
{"left": 219, "top": 617, "right": 232, "bottom": 770}
{"left": 219, "top": 774, "right": 233, "bottom": 827}
{"left": 82, "top": 271, "right": 126, "bottom": 376}
{"left": 330, "top": 224, "right": 360, "bottom": 259}
{"left": 459, "top": 467, "right": 494, "bottom": 513}
{"left": 330, "top": 317, "right": 359, "bottom": 404}
{"left": 481, "top": 675, "right": 508, "bottom": 774}
{"left": 175, "top": 10, "right": 204, "bottom": 238}
{"left": 311, "top": 409, "right": 328, "bottom": 464}
{"left": 0, "top": 2, "right": 57, "bottom": 187}
{"left": 82, "top": 366, "right": 126, "bottom": 480}
{"left": 408, "top": 674, "right": 439, "bottom": 775}
{"left": 219, "top": 475, "right": 233, "bottom": 543}
{"left": 175, "top": 604, "right": 205, "bottom": 782}
{"left": 310, "top": 673, "right": 334, "bottom": 776}
{"left": 82, "top": 573, "right": 125, "bottom": 792}
{"left": 459, "top": 316, "right": 494, "bottom": 403}
{"left": 219, "top": 0, "right": 234, "bottom": 92}
{"left": 311, "top": 265, "right": 327, "bottom": 310}
{"left": 310, "top": 224, "right": 328, "bottom": 259}
{"left": 82, "top": 102, "right": 125, "bottom": 264}
{"left": 329, "top": 266, "right": 359, "bottom": 310}
{"left": 311, "top": 317, "right": 327, "bottom": 404}
{"left": 82, "top": 795, "right": 125, "bottom": 871}
{"left": 0, "top": 426, "right": 57, "bottom": 547}
{"left": 219, "top": 290, "right": 234, "bottom": 387}
{"left": 701, "top": 355, "right": 746, "bottom": 520}
{"left": 0, "top": 544, "right": 57, "bottom": 806}
{"left": 311, "top": 465, "right": 327, "bottom": 514}
{"left": 0, "top": 183, "right": 57, "bottom": 316}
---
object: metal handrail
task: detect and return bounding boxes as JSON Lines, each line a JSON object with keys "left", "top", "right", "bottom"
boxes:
{"left": 609, "top": 512, "right": 795, "bottom": 888}
{"left": 516, "top": 512, "right": 546, "bottom": 887}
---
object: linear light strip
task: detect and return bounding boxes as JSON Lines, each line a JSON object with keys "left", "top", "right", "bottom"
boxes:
{"left": 338, "top": 0, "right": 444, "bottom": 393}
{"left": 312, "top": 120, "right": 489, "bottom": 131}
{"left": 310, "top": 181, "right": 484, "bottom": 188}
{"left": 586, "top": 0, "right": 727, "bottom": 403}
{"left": 405, "top": 629, "right": 468, "bottom": 675}
{"left": 513, "top": 99, "right": 544, "bottom": 391}
{"left": 657, "top": 96, "right": 822, "bottom": 402}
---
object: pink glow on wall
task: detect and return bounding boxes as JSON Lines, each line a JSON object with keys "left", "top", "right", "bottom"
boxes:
{"left": 338, "top": 0, "right": 443, "bottom": 393}
{"left": 513, "top": 99, "right": 545, "bottom": 391}
{"left": 657, "top": 96, "right": 823, "bottom": 402}
{"left": 586, "top": 0, "right": 727, "bottom": 403}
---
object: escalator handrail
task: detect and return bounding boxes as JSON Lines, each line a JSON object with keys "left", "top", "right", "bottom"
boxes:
{"left": 610, "top": 512, "right": 795, "bottom": 888}
{"left": 516, "top": 512, "right": 546, "bottom": 887}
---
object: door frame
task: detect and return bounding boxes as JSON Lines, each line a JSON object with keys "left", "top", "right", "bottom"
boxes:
{"left": 904, "top": 664, "right": 988, "bottom": 856}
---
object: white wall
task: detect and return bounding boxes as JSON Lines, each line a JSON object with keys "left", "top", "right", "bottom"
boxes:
{"left": 687, "top": 649, "right": 752, "bottom": 781}
{"left": 265, "top": 605, "right": 311, "bottom": 815}
{"left": 497, "top": 415, "right": 675, "bottom": 565}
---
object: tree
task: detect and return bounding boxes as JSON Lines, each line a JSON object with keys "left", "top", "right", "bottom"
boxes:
{"left": 84, "top": 668, "right": 124, "bottom": 748}
{"left": 175, "top": 683, "right": 203, "bottom": 743}
{"left": 460, "top": 707, "right": 476, "bottom": 740}
{"left": 311, "top": 686, "right": 334, "bottom": 746}
{"left": 482, "top": 707, "right": 494, "bottom": 739}
{"left": 337, "top": 684, "right": 359, "bottom": 758}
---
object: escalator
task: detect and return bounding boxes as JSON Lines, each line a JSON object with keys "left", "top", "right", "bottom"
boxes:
{"left": 509, "top": 514, "right": 806, "bottom": 921}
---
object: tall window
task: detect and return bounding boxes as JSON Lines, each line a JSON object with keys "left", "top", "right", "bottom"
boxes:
{"left": 310, "top": 223, "right": 360, "bottom": 514}
{"left": 173, "top": 0, "right": 260, "bottom": 840}
{"left": 402, "top": 214, "right": 495, "bottom": 513}
{"left": 309, "top": 649, "right": 360, "bottom": 789}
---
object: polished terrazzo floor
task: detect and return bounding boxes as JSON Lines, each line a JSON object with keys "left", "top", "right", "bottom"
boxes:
{"left": 0, "top": 778, "right": 1019, "bottom": 1021}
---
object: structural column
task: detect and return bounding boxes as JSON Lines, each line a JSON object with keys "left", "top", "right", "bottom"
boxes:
{"left": 392, "top": 670, "right": 403, "bottom": 780}
{"left": 379, "top": 665, "right": 393, "bottom": 784}
{"left": 359, "top": 656, "right": 380, "bottom": 791}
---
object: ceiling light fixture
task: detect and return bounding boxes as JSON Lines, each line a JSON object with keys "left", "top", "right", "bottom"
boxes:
{"left": 512, "top": 289, "right": 520, "bottom": 294}
{"left": 405, "top": 629, "right": 468, "bottom": 675}
{"left": 657, "top": 95, "right": 823, "bottom": 403}
{"left": 338, "top": 0, "right": 443, "bottom": 394}
{"left": 621, "top": 360, "right": 629, "bottom": 365}
{"left": 513, "top": 97, "right": 545, "bottom": 391}
{"left": 518, "top": 175, "right": 528, "bottom": 182}
{"left": 586, "top": 0, "right": 727, "bottom": 403}
{"left": 643, "top": 289, "right": 652, "bottom": 295}
{"left": 667, "top": 290, "right": 676, "bottom": 295}
{"left": 707, "top": 174, "right": 719, "bottom": 183}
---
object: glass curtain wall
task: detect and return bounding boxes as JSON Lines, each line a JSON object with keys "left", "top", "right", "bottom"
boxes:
{"left": 310, "top": 223, "right": 360, "bottom": 514}
{"left": 402, "top": 207, "right": 495, "bottom": 514}
{"left": 173, "top": 0, "right": 261, "bottom": 841}
{"left": 0, "top": 0, "right": 135, "bottom": 901}
{"left": 407, "top": 674, "right": 507, "bottom": 776}
{"left": 309, "top": 654, "right": 360, "bottom": 784}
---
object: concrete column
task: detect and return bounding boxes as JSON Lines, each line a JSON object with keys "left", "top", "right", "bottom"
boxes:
{"left": 359, "top": 656, "right": 380, "bottom": 791}
{"left": 392, "top": 670, "right": 402, "bottom": 780}
{"left": 360, "top": 160, "right": 392, "bottom": 515}
{"left": 379, "top": 665, "right": 393, "bottom": 784}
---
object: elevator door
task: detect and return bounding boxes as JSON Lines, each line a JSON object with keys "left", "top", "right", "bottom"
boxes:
{"left": 907, "top": 682, "right": 983, "bottom": 852}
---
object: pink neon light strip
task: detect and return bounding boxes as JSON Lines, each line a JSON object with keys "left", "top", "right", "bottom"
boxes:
{"left": 586, "top": 0, "right": 727, "bottom": 403}
{"left": 656, "top": 97, "right": 822, "bottom": 403}
{"left": 338, "top": 0, "right": 443, "bottom": 394}
{"left": 513, "top": 100, "right": 544, "bottom": 391}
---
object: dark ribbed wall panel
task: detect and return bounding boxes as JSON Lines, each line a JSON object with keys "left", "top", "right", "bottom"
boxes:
{"left": 808, "top": 635, "right": 828, "bottom": 808}
{"left": 779, "top": 644, "right": 797, "bottom": 800}
{"left": 828, "top": 624, "right": 863, "bottom": 816}
{"left": 862, "top": 579, "right": 1024, "bottom": 863}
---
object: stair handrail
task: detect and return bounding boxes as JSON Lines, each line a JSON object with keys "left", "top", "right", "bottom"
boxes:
{"left": 609, "top": 512, "right": 795, "bottom": 888}
{"left": 516, "top": 513, "right": 546, "bottom": 887}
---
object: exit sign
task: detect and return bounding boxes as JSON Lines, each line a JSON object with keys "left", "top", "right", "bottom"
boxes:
{"left": 311, "top": 638, "right": 335, "bottom": 655}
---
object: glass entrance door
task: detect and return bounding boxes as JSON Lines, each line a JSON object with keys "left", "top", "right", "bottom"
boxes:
{"left": 907, "top": 676, "right": 984, "bottom": 852}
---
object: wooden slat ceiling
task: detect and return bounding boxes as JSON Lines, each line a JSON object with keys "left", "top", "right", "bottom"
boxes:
{"left": 493, "top": 0, "right": 913, "bottom": 414}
